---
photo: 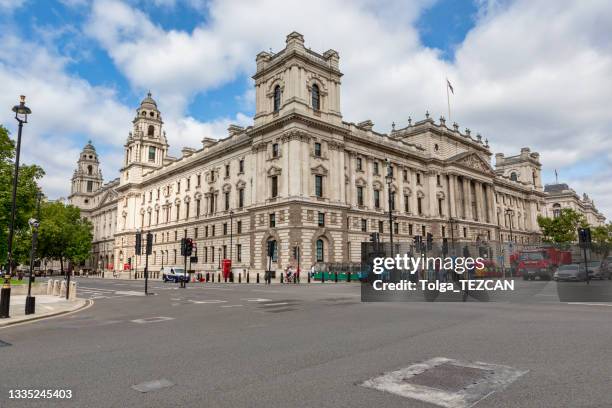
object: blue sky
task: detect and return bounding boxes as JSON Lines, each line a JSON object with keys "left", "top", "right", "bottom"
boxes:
{"left": 0, "top": 0, "right": 611, "bottom": 218}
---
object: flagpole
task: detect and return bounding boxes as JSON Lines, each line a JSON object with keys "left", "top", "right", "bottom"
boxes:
{"left": 446, "top": 78, "right": 451, "bottom": 123}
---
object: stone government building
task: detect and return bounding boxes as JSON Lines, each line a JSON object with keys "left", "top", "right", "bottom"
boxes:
{"left": 68, "top": 32, "right": 605, "bottom": 274}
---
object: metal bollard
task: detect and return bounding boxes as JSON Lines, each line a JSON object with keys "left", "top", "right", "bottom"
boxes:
{"left": 308, "top": 272, "right": 311, "bottom": 283}
{"left": 211, "top": 273, "right": 214, "bottom": 283}
{"left": 206, "top": 272, "right": 210, "bottom": 282}
{"left": 230, "top": 272, "right": 234, "bottom": 283}
{"left": 256, "top": 273, "right": 260, "bottom": 283}
{"left": 0, "top": 277, "right": 11, "bottom": 318}
{"left": 321, "top": 272, "right": 325, "bottom": 283}
{"left": 334, "top": 272, "right": 338, "bottom": 283}
{"left": 347, "top": 272, "right": 351, "bottom": 283}
{"left": 238, "top": 274, "right": 241, "bottom": 283}
{"left": 224, "top": 275, "right": 227, "bottom": 283}
{"left": 280, "top": 273, "right": 283, "bottom": 284}
{"left": 247, "top": 273, "right": 250, "bottom": 283}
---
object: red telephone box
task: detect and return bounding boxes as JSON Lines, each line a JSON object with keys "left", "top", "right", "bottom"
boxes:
{"left": 222, "top": 259, "right": 232, "bottom": 280}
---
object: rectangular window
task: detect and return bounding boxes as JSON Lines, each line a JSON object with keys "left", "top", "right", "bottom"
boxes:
{"left": 378, "top": 220, "right": 384, "bottom": 233}
{"left": 148, "top": 146, "right": 155, "bottom": 162}
{"left": 87, "top": 180, "right": 93, "bottom": 192}
{"left": 315, "top": 175, "right": 323, "bottom": 197}
{"left": 194, "top": 227, "right": 198, "bottom": 238}
{"left": 271, "top": 176, "right": 278, "bottom": 198}
{"left": 269, "top": 213, "right": 276, "bottom": 228}
{"left": 374, "top": 190, "right": 380, "bottom": 208}
{"left": 177, "top": 181, "right": 181, "bottom": 192}
{"left": 211, "top": 225, "right": 215, "bottom": 236}
{"left": 318, "top": 212, "right": 325, "bottom": 227}
{"left": 356, "top": 157, "right": 362, "bottom": 171}
{"left": 237, "top": 244, "right": 242, "bottom": 262}
{"left": 463, "top": 227, "right": 467, "bottom": 238}
{"left": 225, "top": 164, "right": 230, "bottom": 178}
{"left": 237, "top": 220, "right": 242, "bottom": 234}
{"left": 314, "top": 142, "right": 322, "bottom": 157}
{"left": 173, "top": 249, "right": 177, "bottom": 263}
{"left": 442, "top": 226, "right": 446, "bottom": 238}
{"left": 205, "top": 226, "right": 209, "bottom": 237}
{"left": 416, "top": 173, "right": 421, "bottom": 184}
{"left": 196, "top": 199, "right": 201, "bottom": 217}
{"left": 197, "top": 174, "right": 201, "bottom": 187}
{"left": 417, "top": 197, "right": 423, "bottom": 215}
{"left": 394, "top": 222, "right": 399, "bottom": 234}
{"left": 176, "top": 204, "right": 180, "bottom": 221}
{"left": 409, "top": 224, "right": 413, "bottom": 235}
{"left": 224, "top": 191, "right": 230, "bottom": 211}
{"left": 438, "top": 198, "right": 443, "bottom": 216}
{"left": 186, "top": 178, "right": 190, "bottom": 190}
{"left": 211, "top": 246, "right": 215, "bottom": 263}
{"left": 404, "top": 195, "right": 410, "bottom": 213}
{"left": 390, "top": 192, "right": 395, "bottom": 211}
{"left": 223, "top": 223, "right": 228, "bottom": 235}
{"left": 361, "top": 219, "right": 367, "bottom": 232}
{"left": 239, "top": 159, "right": 244, "bottom": 173}
{"left": 403, "top": 169, "right": 408, "bottom": 181}
{"left": 238, "top": 189, "right": 244, "bottom": 208}
{"left": 436, "top": 174, "right": 441, "bottom": 186}
{"left": 185, "top": 202, "right": 190, "bottom": 219}
{"left": 422, "top": 225, "right": 426, "bottom": 236}
{"left": 272, "top": 143, "right": 279, "bottom": 158}
{"left": 373, "top": 161, "right": 379, "bottom": 175}
{"left": 357, "top": 186, "right": 364, "bottom": 206}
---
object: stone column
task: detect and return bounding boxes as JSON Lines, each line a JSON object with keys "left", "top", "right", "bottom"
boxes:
{"left": 448, "top": 174, "right": 457, "bottom": 218}
{"left": 475, "top": 182, "right": 485, "bottom": 222}
{"left": 462, "top": 178, "right": 472, "bottom": 220}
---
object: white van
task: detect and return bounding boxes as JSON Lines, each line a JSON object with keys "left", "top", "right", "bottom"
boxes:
{"left": 160, "top": 267, "right": 188, "bottom": 283}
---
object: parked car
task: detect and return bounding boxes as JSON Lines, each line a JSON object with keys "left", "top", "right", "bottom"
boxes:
{"left": 554, "top": 264, "right": 586, "bottom": 282}
{"left": 586, "top": 260, "right": 611, "bottom": 280}
{"left": 161, "top": 267, "right": 189, "bottom": 283}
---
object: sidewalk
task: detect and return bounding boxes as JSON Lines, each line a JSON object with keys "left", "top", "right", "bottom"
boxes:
{"left": 0, "top": 295, "right": 89, "bottom": 328}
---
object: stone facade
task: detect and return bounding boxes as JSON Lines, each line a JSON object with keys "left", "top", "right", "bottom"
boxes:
{"left": 70, "top": 32, "right": 566, "bottom": 274}
{"left": 543, "top": 183, "right": 606, "bottom": 226}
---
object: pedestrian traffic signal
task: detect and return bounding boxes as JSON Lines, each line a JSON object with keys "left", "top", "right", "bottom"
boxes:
{"left": 180, "top": 238, "right": 186, "bottom": 256}
{"left": 135, "top": 231, "right": 142, "bottom": 255}
{"left": 578, "top": 227, "right": 591, "bottom": 248}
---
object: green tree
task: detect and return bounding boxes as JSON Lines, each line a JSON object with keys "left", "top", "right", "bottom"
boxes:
{"left": 37, "top": 201, "right": 93, "bottom": 273}
{"left": 0, "top": 125, "right": 45, "bottom": 267}
{"left": 537, "top": 208, "right": 588, "bottom": 244}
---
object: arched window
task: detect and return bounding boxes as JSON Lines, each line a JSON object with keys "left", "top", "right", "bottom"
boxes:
{"left": 316, "top": 239, "right": 324, "bottom": 262}
{"left": 552, "top": 203, "right": 561, "bottom": 218}
{"left": 312, "top": 84, "right": 320, "bottom": 111}
{"left": 510, "top": 172, "right": 518, "bottom": 181}
{"left": 147, "top": 125, "right": 155, "bottom": 136}
{"left": 273, "top": 85, "right": 281, "bottom": 112}
{"left": 87, "top": 165, "right": 92, "bottom": 175}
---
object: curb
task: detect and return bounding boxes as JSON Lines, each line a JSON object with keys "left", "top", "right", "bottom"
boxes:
{"left": 0, "top": 298, "right": 93, "bottom": 330}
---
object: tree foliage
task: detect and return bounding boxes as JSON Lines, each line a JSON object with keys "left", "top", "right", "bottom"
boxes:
{"left": 37, "top": 201, "right": 93, "bottom": 272}
{"left": 0, "top": 125, "right": 45, "bottom": 267}
{"left": 537, "top": 208, "right": 588, "bottom": 244}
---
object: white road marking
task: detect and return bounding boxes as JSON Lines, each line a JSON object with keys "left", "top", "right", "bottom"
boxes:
{"left": 188, "top": 300, "right": 227, "bottom": 304}
{"left": 567, "top": 302, "right": 612, "bottom": 307}
{"left": 242, "top": 298, "right": 272, "bottom": 302}
{"left": 221, "top": 305, "right": 244, "bottom": 308}
{"left": 263, "top": 302, "right": 289, "bottom": 306}
{"left": 131, "top": 316, "right": 174, "bottom": 324}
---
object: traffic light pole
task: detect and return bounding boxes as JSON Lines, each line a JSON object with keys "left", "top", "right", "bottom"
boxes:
{"left": 144, "top": 249, "right": 149, "bottom": 295}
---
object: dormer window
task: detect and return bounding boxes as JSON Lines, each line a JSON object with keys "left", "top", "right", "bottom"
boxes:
{"left": 510, "top": 172, "right": 518, "bottom": 181}
{"left": 273, "top": 85, "right": 281, "bottom": 112}
{"left": 312, "top": 84, "right": 320, "bottom": 111}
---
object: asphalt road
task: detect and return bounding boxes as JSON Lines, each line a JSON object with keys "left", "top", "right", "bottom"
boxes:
{"left": 0, "top": 278, "right": 611, "bottom": 408}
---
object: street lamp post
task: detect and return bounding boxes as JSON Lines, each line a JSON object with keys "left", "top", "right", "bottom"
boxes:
{"left": 229, "top": 210, "right": 234, "bottom": 268}
{"left": 25, "top": 192, "right": 42, "bottom": 315}
{"left": 385, "top": 159, "right": 394, "bottom": 261}
{"left": 504, "top": 208, "right": 515, "bottom": 278}
{"left": 449, "top": 217, "right": 457, "bottom": 256}
{"left": 7, "top": 96, "right": 31, "bottom": 278}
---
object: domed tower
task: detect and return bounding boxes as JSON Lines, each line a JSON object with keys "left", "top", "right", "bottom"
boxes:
{"left": 121, "top": 92, "right": 169, "bottom": 185}
{"left": 68, "top": 140, "right": 103, "bottom": 210}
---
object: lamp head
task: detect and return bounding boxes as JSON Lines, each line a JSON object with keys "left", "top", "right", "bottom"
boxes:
{"left": 12, "top": 95, "right": 32, "bottom": 122}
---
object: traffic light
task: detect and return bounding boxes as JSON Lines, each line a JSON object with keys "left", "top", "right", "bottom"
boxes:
{"left": 426, "top": 232, "right": 433, "bottom": 251}
{"left": 145, "top": 232, "right": 153, "bottom": 255}
{"left": 369, "top": 232, "right": 380, "bottom": 243}
{"left": 180, "top": 238, "right": 186, "bottom": 256}
{"left": 184, "top": 238, "right": 193, "bottom": 257}
{"left": 135, "top": 231, "right": 142, "bottom": 255}
{"left": 578, "top": 227, "right": 591, "bottom": 248}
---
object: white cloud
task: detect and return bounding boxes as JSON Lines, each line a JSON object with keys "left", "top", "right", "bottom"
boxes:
{"left": 6, "top": 0, "right": 612, "bottom": 219}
